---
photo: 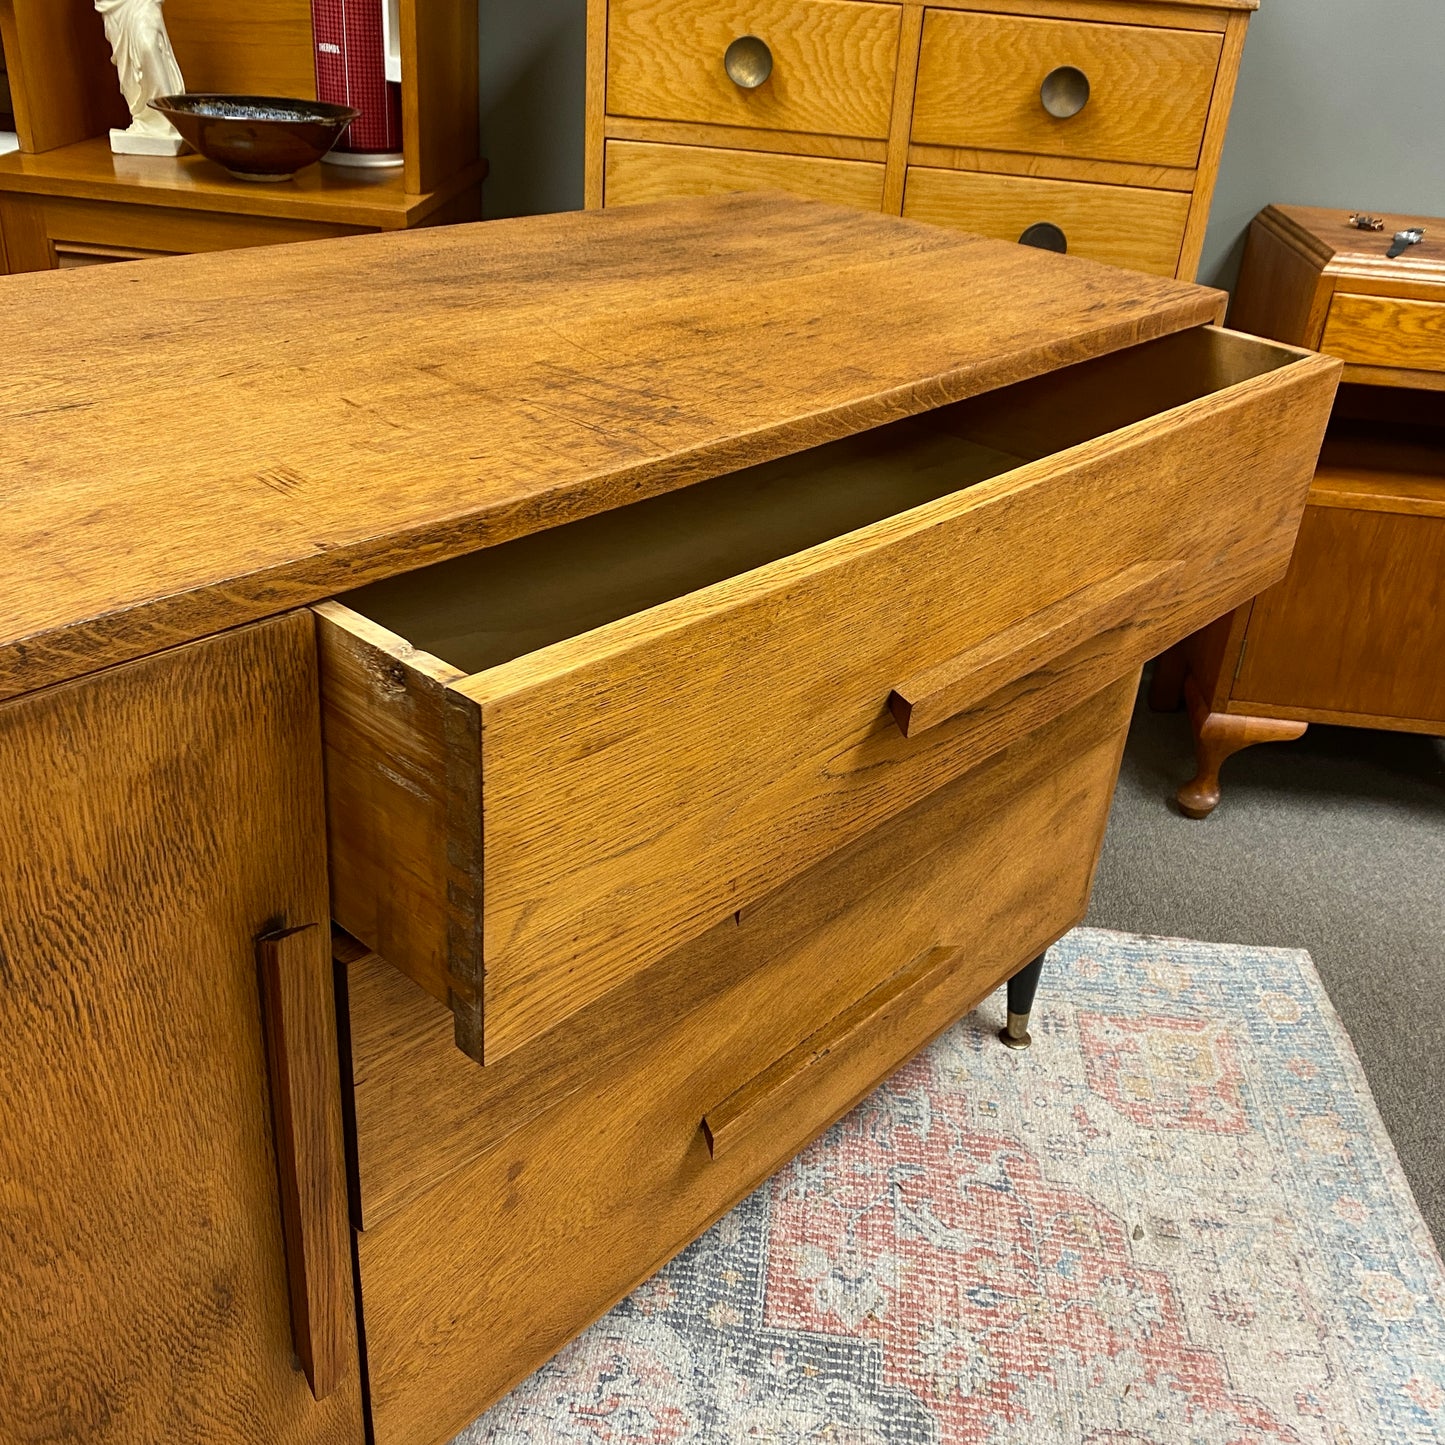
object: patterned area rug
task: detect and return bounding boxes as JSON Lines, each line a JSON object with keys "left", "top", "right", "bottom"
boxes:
{"left": 457, "top": 928, "right": 1445, "bottom": 1444}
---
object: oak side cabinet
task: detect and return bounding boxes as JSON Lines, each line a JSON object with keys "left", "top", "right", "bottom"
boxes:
{"left": 1155, "top": 204, "right": 1445, "bottom": 817}
{"left": 586, "top": 0, "right": 1255, "bottom": 279}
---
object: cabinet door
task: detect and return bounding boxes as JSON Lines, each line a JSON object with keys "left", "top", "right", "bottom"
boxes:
{"left": 0, "top": 614, "right": 363, "bottom": 1445}
{"left": 1233, "top": 505, "right": 1445, "bottom": 727}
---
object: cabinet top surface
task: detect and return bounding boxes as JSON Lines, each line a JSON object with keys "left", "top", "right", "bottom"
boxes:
{"left": 0, "top": 191, "right": 1222, "bottom": 701}
{"left": 1265, "top": 204, "right": 1445, "bottom": 284}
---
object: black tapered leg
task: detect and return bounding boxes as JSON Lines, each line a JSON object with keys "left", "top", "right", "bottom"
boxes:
{"left": 999, "top": 953, "right": 1045, "bottom": 1050}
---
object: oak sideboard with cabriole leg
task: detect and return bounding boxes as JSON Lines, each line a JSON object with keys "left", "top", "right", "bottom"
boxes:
{"left": 0, "top": 193, "right": 1339, "bottom": 1445}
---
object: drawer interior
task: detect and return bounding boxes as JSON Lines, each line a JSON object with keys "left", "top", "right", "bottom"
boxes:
{"left": 339, "top": 327, "right": 1302, "bottom": 673}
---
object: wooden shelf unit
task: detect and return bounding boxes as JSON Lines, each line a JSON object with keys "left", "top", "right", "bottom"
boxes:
{"left": 0, "top": 0, "right": 482, "bottom": 272}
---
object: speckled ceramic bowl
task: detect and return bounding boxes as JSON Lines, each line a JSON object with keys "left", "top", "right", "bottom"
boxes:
{"left": 151, "top": 95, "right": 362, "bottom": 182}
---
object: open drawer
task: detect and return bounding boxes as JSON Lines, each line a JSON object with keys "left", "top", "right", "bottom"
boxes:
{"left": 316, "top": 325, "right": 1339, "bottom": 1065}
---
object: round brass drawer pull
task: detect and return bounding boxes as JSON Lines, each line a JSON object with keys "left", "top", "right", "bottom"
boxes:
{"left": 1040, "top": 65, "right": 1090, "bottom": 119}
{"left": 724, "top": 35, "right": 773, "bottom": 89}
{"left": 1019, "top": 222, "right": 1068, "bottom": 254}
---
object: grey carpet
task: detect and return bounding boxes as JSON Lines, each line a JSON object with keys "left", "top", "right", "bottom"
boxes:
{"left": 1087, "top": 671, "right": 1445, "bottom": 1249}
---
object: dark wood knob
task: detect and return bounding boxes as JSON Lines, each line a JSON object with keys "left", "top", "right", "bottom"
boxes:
{"left": 1019, "top": 222, "right": 1068, "bottom": 254}
{"left": 1040, "top": 65, "right": 1090, "bottom": 119}
{"left": 724, "top": 35, "right": 773, "bottom": 89}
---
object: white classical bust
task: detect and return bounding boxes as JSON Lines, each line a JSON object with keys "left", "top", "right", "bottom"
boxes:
{"left": 95, "top": 0, "right": 187, "bottom": 156}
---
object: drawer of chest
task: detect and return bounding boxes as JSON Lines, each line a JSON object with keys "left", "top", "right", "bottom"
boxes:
{"left": 604, "top": 138, "right": 886, "bottom": 210}
{"left": 347, "top": 678, "right": 1136, "bottom": 1442}
{"left": 912, "top": 10, "right": 1222, "bottom": 170}
{"left": 316, "top": 325, "right": 1337, "bottom": 1069}
{"left": 343, "top": 677, "right": 1135, "bottom": 1232}
{"left": 605, "top": 0, "right": 901, "bottom": 140}
{"left": 1320, "top": 293, "right": 1445, "bottom": 376}
{"left": 903, "top": 164, "right": 1191, "bottom": 277}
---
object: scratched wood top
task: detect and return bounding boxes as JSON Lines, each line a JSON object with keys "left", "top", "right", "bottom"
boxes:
{"left": 0, "top": 191, "right": 1224, "bottom": 698}
{"left": 1267, "top": 204, "right": 1445, "bottom": 281}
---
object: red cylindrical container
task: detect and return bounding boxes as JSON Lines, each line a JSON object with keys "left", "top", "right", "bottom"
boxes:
{"left": 311, "top": 0, "right": 403, "bottom": 157}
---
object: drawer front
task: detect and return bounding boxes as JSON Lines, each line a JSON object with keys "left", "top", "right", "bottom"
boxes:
{"left": 1320, "top": 293, "right": 1445, "bottom": 375}
{"left": 903, "top": 164, "right": 1190, "bottom": 277}
{"left": 40, "top": 194, "right": 366, "bottom": 255}
{"left": 350, "top": 680, "right": 1135, "bottom": 1445}
{"left": 319, "top": 328, "right": 1338, "bottom": 1068}
{"left": 345, "top": 679, "right": 1133, "bottom": 1229}
{"left": 606, "top": 0, "right": 902, "bottom": 140}
{"left": 912, "top": 10, "right": 1222, "bottom": 170}
{"left": 605, "top": 139, "right": 886, "bottom": 210}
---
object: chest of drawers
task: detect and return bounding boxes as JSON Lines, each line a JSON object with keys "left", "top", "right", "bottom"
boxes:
{"left": 0, "top": 194, "right": 1338, "bottom": 1445}
{"left": 587, "top": 0, "right": 1255, "bottom": 279}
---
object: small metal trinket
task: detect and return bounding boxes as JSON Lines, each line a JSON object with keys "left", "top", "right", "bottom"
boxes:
{"left": 1388, "top": 226, "right": 1426, "bottom": 258}
{"left": 1348, "top": 213, "right": 1385, "bottom": 231}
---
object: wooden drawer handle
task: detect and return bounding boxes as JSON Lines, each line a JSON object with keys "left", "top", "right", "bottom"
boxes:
{"left": 257, "top": 924, "right": 352, "bottom": 1401}
{"left": 702, "top": 945, "right": 960, "bottom": 1160}
{"left": 1041, "top": 64, "right": 1090, "bottom": 118}
{"left": 724, "top": 35, "right": 773, "bottom": 89}
{"left": 889, "top": 559, "right": 1184, "bottom": 738}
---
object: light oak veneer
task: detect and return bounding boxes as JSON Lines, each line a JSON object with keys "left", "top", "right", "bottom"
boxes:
{"left": 319, "top": 324, "right": 1339, "bottom": 1065}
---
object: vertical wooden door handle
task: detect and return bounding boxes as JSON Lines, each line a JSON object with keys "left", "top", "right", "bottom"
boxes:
{"left": 889, "top": 559, "right": 1185, "bottom": 737}
{"left": 257, "top": 923, "right": 353, "bottom": 1401}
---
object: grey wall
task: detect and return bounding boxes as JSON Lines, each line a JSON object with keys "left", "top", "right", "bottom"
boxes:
{"left": 1197, "top": 0, "right": 1445, "bottom": 287}
{"left": 479, "top": 0, "right": 1445, "bottom": 291}
{"left": 478, "top": 0, "right": 586, "bottom": 221}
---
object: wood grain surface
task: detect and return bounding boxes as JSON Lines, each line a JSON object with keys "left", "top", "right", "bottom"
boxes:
{"left": 323, "top": 326, "right": 1336, "bottom": 1065}
{"left": 1321, "top": 294, "right": 1445, "bottom": 375}
{"left": 1227, "top": 204, "right": 1336, "bottom": 348}
{"left": 352, "top": 678, "right": 1136, "bottom": 1445}
{"left": 0, "top": 614, "right": 363, "bottom": 1445}
{"left": 0, "top": 135, "right": 486, "bottom": 228}
{"left": 1233, "top": 504, "right": 1445, "bottom": 726}
{"left": 342, "top": 678, "right": 1129, "bottom": 1228}
{"left": 1260, "top": 203, "right": 1445, "bottom": 298}
{"left": 902, "top": 163, "right": 1191, "bottom": 276}
{"left": 1172, "top": 204, "right": 1445, "bottom": 810}
{"left": 161, "top": 0, "right": 318, "bottom": 100}
{"left": 1309, "top": 416, "right": 1445, "bottom": 519}
{"left": 606, "top": 0, "right": 901, "bottom": 140}
{"left": 0, "top": 191, "right": 1225, "bottom": 700}
{"left": 911, "top": 11, "right": 1221, "bottom": 169}
{"left": 889, "top": 559, "right": 1184, "bottom": 736}
{"left": 0, "top": 0, "right": 125, "bottom": 153}
{"left": 317, "top": 600, "right": 469, "bottom": 1010}
{"left": 603, "top": 112, "right": 890, "bottom": 163}
{"left": 916, "top": 0, "right": 1251, "bottom": 18}
{"left": 604, "top": 138, "right": 886, "bottom": 209}
{"left": 905, "top": 140, "right": 1196, "bottom": 193}
{"left": 701, "top": 944, "right": 963, "bottom": 1159}
{"left": 1, "top": 191, "right": 370, "bottom": 274}
{"left": 1174, "top": 7, "right": 1247, "bottom": 279}
{"left": 258, "top": 924, "right": 357, "bottom": 1402}
{"left": 399, "top": 0, "right": 480, "bottom": 196}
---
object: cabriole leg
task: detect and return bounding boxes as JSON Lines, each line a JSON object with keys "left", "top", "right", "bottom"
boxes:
{"left": 1177, "top": 676, "right": 1307, "bottom": 819}
{"left": 999, "top": 953, "right": 1045, "bottom": 1050}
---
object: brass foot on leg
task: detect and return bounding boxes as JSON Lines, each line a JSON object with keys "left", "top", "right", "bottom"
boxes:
{"left": 999, "top": 1011, "right": 1033, "bottom": 1050}
{"left": 999, "top": 953, "right": 1045, "bottom": 1050}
